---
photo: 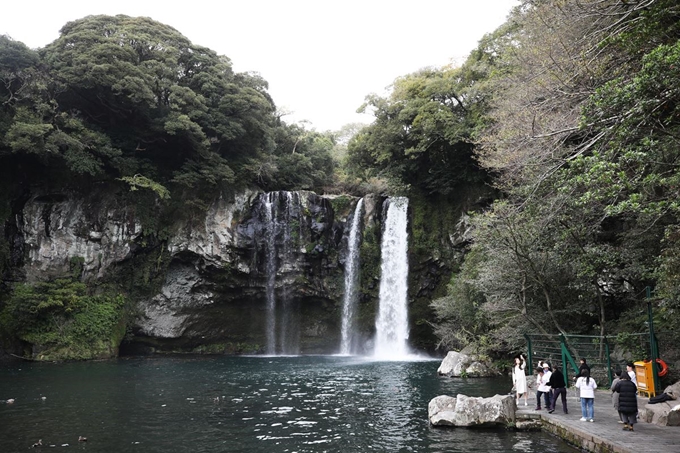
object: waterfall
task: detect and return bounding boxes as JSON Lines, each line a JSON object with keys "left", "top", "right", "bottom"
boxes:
{"left": 261, "top": 191, "right": 301, "bottom": 355}
{"left": 340, "top": 198, "right": 364, "bottom": 355}
{"left": 278, "top": 191, "right": 300, "bottom": 355}
{"left": 263, "top": 193, "right": 277, "bottom": 355}
{"left": 374, "top": 197, "right": 410, "bottom": 359}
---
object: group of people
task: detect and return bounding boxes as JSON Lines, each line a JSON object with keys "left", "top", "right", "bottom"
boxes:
{"left": 511, "top": 354, "right": 567, "bottom": 413}
{"left": 512, "top": 355, "right": 640, "bottom": 431}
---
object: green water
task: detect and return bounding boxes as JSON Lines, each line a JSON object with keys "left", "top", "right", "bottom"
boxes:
{"left": 0, "top": 356, "right": 577, "bottom": 452}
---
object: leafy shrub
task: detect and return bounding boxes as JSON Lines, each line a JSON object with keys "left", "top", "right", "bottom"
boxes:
{"left": 0, "top": 278, "right": 126, "bottom": 360}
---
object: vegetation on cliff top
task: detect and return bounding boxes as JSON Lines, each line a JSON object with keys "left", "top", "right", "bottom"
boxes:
{"left": 0, "top": 15, "right": 337, "bottom": 211}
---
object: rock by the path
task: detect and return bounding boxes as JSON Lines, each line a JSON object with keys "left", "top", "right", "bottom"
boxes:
{"left": 639, "top": 380, "right": 680, "bottom": 426}
{"left": 428, "top": 394, "right": 515, "bottom": 427}
{"left": 664, "top": 381, "right": 680, "bottom": 400}
{"left": 639, "top": 401, "right": 680, "bottom": 426}
{"left": 437, "top": 351, "right": 496, "bottom": 377}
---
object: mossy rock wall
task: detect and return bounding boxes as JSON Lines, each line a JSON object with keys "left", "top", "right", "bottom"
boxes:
{"left": 1, "top": 185, "right": 493, "bottom": 359}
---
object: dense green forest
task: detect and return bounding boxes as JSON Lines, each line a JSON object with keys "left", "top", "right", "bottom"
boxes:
{"left": 0, "top": 14, "right": 338, "bottom": 217}
{"left": 345, "top": 0, "right": 680, "bottom": 362}
{"left": 2, "top": 1, "right": 680, "bottom": 364}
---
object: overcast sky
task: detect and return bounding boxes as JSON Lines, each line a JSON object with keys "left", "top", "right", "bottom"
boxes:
{"left": 2, "top": 1, "right": 518, "bottom": 131}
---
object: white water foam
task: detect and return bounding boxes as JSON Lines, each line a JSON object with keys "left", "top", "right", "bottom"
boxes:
{"left": 373, "top": 197, "right": 411, "bottom": 360}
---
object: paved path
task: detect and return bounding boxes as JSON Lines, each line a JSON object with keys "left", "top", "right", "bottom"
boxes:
{"left": 517, "top": 390, "right": 680, "bottom": 453}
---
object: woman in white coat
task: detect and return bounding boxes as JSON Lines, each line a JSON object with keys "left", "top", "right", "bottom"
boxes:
{"left": 575, "top": 368, "right": 598, "bottom": 422}
{"left": 512, "top": 354, "right": 528, "bottom": 406}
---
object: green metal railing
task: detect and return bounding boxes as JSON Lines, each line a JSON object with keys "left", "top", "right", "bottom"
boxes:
{"left": 525, "top": 330, "right": 659, "bottom": 388}
{"left": 525, "top": 287, "right": 662, "bottom": 390}
{"left": 526, "top": 333, "right": 615, "bottom": 386}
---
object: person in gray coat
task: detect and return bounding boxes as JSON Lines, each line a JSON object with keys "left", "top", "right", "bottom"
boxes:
{"left": 613, "top": 372, "right": 638, "bottom": 431}
{"left": 610, "top": 371, "right": 623, "bottom": 423}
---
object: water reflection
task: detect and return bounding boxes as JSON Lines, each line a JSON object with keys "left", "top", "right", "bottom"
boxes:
{"left": 0, "top": 356, "right": 577, "bottom": 452}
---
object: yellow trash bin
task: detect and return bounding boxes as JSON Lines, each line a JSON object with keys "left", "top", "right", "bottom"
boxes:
{"left": 634, "top": 360, "right": 655, "bottom": 397}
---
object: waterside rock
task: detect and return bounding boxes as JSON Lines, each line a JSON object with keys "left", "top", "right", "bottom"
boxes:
{"left": 437, "top": 350, "right": 496, "bottom": 377}
{"left": 428, "top": 394, "right": 515, "bottom": 427}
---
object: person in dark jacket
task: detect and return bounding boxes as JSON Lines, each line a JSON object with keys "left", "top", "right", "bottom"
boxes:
{"left": 547, "top": 366, "right": 567, "bottom": 414}
{"left": 613, "top": 371, "right": 638, "bottom": 431}
{"left": 573, "top": 358, "right": 592, "bottom": 384}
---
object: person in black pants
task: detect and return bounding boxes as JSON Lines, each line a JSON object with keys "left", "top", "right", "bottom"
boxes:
{"left": 613, "top": 371, "right": 639, "bottom": 431}
{"left": 547, "top": 365, "right": 568, "bottom": 414}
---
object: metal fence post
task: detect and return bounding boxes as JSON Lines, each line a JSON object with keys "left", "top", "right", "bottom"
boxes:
{"left": 559, "top": 333, "right": 568, "bottom": 384}
{"left": 605, "top": 337, "right": 613, "bottom": 386}
{"left": 524, "top": 334, "right": 533, "bottom": 369}
{"left": 647, "top": 286, "right": 660, "bottom": 393}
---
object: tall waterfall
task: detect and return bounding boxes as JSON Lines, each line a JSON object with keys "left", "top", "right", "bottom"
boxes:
{"left": 278, "top": 191, "right": 300, "bottom": 355}
{"left": 263, "top": 193, "right": 278, "bottom": 355}
{"left": 261, "top": 191, "right": 301, "bottom": 355}
{"left": 374, "top": 197, "right": 410, "bottom": 359}
{"left": 340, "top": 198, "right": 364, "bottom": 355}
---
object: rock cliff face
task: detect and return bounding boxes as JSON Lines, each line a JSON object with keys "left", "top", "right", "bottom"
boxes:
{"left": 20, "top": 193, "right": 143, "bottom": 281}
{"left": 129, "top": 189, "right": 363, "bottom": 355}
{"left": 4, "top": 186, "right": 486, "bottom": 358}
{"left": 9, "top": 189, "right": 383, "bottom": 355}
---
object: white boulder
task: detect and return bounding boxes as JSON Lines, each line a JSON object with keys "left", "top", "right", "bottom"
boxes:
{"left": 428, "top": 394, "right": 515, "bottom": 427}
{"left": 437, "top": 351, "right": 496, "bottom": 377}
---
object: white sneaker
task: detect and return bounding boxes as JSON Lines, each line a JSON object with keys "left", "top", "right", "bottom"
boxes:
{"left": 579, "top": 417, "right": 587, "bottom": 421}
{"left": 589, "top": 419, "right": 594, "bottom": 422}
{"left": 524, "top": 402, "right": 527, "bottom": 406}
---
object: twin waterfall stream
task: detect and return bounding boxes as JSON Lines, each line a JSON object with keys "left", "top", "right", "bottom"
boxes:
{"left": 374, "top": 197, "right": 410, "bottom": 359}
{"left": 260, "top": 192, "right": 411, "bottom": 359}
{"left": 339, "top": 198, "right": 364, "bottom": 355}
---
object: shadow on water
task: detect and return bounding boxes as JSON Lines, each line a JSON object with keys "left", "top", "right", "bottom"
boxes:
{"left": 0, "top": 355, "right": 578, "bottom": 452}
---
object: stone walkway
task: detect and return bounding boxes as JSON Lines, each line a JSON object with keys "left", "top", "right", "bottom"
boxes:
{"left": 516, "top": 390, "right": 680, "bottom": 453}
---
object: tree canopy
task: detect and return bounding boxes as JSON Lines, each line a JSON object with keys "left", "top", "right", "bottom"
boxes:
{"left": 345, "top": 61, "right": 492, "bottom": 195}
{"left": 0, "top": 15, "right": 337, "bottom": 211}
